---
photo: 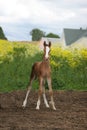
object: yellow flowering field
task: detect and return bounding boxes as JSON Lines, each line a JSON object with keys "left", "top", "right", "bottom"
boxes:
{"left": 0, "top": 40, "right": 87, "bottom": 91}
{"left": 51, "top": 46, "right": 87, "bottom": 90}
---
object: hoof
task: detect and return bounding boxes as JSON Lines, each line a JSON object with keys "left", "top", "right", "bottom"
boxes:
{"left": 22, "top": 105, "right": 26, "bottom": 109}
{"left": 46, "top": 104, "right": 50, "bottom": 108}
{"left": 53, "top": 107, "right": 56, "bottom": 111}
{"left": 49, "top": 101, "right": 56, "bottom": 110}
{"left": 22, "top": 100, "right": 27, "bottom": 108}
{"left": 36, "top": 106, "right": 40, "bottom": 110}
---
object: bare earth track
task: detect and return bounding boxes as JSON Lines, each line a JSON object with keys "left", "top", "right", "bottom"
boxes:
{"left": 0, "top": 90, "right": 87, "bottom": 130}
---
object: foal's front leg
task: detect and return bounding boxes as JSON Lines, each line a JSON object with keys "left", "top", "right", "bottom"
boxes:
{"left": 47, "top": 77, "right": 56, "bottom": 110}
{"left": 36, "top": 77, "right": 43, "bottom": 110}
{"left": 42, "top": 83, "right": 49, "bottom": 108}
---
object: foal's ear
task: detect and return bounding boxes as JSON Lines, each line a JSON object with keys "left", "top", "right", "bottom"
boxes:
{"left": 43, "top": 41, "right": 46, "bottom": 46}
{"left": 49, "top": 41, "right": 51, "bottom": 47}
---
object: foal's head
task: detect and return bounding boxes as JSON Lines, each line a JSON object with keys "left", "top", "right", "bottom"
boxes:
{"left": 43, "top": 41, "right": 51, "bottom": 60}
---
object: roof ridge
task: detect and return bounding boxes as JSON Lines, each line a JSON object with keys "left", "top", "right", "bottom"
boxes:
{"left": 64, "top": 28, "right": 87, "bottom": 31}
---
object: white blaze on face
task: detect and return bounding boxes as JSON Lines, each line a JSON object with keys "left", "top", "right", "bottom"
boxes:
{"left": 45, "top": 46, "right": 50, "bottom": 59}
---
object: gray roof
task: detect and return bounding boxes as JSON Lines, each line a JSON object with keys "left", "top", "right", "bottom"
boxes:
{"left": 64, "top": 28, "right": 87, "bottom": 45}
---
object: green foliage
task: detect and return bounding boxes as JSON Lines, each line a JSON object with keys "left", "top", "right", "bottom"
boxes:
{"left": 0, "top": 27, "right": 7, "bottom": 40}
{"left": 0, "top": 40, "right": 87, "bottom": 92}
{"left": 30, "top": 28, "right": 45, "bottom": 41}
{"left": 46, "top": 33, "right": 60, "bottom": 38}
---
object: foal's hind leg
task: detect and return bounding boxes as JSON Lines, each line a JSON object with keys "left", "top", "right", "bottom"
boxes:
{"left": 22, "top": 79, "right": 33, "bottom": 108}
{"left": 47, "top": 77, "right": 56, "bottom": 110}
{"left": 22, "top": 71, "right": 35, "bottom": 108}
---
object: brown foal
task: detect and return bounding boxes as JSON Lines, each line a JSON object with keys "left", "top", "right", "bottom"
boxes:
{"left": 22, "top": 41, "right": 56, "bottom": 110}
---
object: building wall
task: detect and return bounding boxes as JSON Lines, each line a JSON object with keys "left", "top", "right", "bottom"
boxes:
{"left": 61, "top": 31, "right": 66, "bottom": 48}
{"left": 70, "top": 37, "right": 87, "bottom": 48}
{"left": 39, "top": 37, "right": 61, "bottom": 49}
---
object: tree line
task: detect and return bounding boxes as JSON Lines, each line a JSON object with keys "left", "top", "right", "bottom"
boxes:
{"left": 0, "top": 26, "right": 60, "bottom": 41}
{"left": 30, "top": 28, "right": 60, "bottom": 41}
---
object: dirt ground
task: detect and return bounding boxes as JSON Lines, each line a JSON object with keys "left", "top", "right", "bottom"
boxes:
{"left": 0, "top": 90, "right": 87, "bottom": 130}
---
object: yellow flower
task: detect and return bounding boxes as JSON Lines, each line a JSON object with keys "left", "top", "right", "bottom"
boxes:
{"left": 80, "top": 49, "right": 87, "bottom": 59}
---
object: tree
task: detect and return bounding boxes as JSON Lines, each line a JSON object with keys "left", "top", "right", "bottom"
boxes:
{"left": 30, "top": 28, "right": 45, "bottom": 41}
{"left": 46, "top": 33, "right": 60, "bottom": 38}
{"left": 0, "top": 26, "right": 7, "bottom": 40}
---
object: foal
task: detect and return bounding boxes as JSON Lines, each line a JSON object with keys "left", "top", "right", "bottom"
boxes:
{"left": 22, "top": 41, "right": 56, "bottom": 110}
